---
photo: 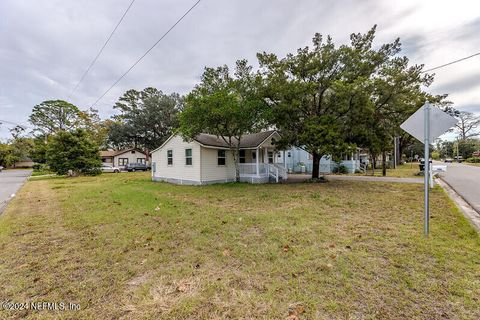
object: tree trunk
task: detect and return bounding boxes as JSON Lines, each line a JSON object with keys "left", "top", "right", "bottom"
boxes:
{"left": 312, "top": 152, "right": 320, "bottom": 179}
{"left": 371, "top": 154, "right": 376, "bottom": 176}
{"left": 382, "top": 150, "right": 387, "bottom": 176}
{"left": 232, "top": 147, "right": 240, "bottom": 182}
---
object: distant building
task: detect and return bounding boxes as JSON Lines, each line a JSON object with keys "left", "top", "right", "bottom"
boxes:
{"left": 100, "top": 148, "right": 149, "bottom": 169}
{"left": 12, "top": 157, "right": 34, "bottom": 168}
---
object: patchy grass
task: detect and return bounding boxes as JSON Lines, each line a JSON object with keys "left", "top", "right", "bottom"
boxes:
{"left": 356, "top": 163, "right": 420, "bottom": 178}
{"left": 0, "top": 172, "right": 479, "bottom": 319}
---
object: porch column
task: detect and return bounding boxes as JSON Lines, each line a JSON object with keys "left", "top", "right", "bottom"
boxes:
{"left": 256, "top": 147, "right": 259, "bottom": 176}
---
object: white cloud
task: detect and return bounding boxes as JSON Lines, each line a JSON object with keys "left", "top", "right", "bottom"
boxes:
{"left": 0, "top": 0, "right": 479, "bottom": 139}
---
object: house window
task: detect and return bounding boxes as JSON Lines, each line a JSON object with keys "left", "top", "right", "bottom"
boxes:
{"left": 118, "top": 158, "right": 128, "bottom": 166}
{"left": 288, "top": 152, "right": 291, "bottom": 158}
{"left": 185, "top": 149, "right": 192, "bottom": 165}
{"left": 167, "top": 150, "right": 173, "bottom": 165}
{"left": 268, "top": 151, "right": 274, "bottom": 163}
{"left": 131, "top": 150, "right": 136, "bottom": 154}
{"left": 137, "top": 158, "right": 145, "bottom": 164}
{"left": 252, "top": 151, "right": 256, "bottom": 160}
{"left": 239, "top": 150, "right": 246, "bottom": 163}
{"left": 218, "top": 150, "right": 226, "bottom": 165}
{"left": 152, "top": 162, "right": 156, "bottom": 173}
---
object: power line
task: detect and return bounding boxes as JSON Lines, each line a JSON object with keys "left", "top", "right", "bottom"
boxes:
{"left": 422, "top": 52, "right": 480, "bottom": 73}
{"left": 91, "top": 0, "right": 202, "bottom": 108}
{"left": 0, "top": 119, "right": 31, "bottom": 129}
{"left": 70, "top": 0, "right": 136, "bottom": 97}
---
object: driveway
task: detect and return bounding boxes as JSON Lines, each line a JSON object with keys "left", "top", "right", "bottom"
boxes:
{"left": 437, "top": 162, "right": 480, "bottom": 213}
{"left": 0, "top": 169, "right": 32, "bottom": 214}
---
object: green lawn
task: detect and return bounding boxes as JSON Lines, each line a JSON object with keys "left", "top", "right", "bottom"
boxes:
{"left": 465, "top": 162, "right": 480, "bottom": 167}
{"left": 355, "top": 163, "right": 420, "bottom": 178}
{"left": 0, "top": 172, "right": 479, "bottom": 319}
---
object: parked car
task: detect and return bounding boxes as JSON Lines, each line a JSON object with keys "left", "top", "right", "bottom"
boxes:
{"left": 101, "top": 164, "right": 121, "bottom": 173}
{"left": 454, "top": 156, "right": 464, "bottom": 163}
{"left": 444, "top": 158, "right": 453, "bottom": 163}
{"left": 125, "top": 163, "right": 148, "bottom": 172}
{"left": 0, "top": 165, "right": 3, "bottom": 172}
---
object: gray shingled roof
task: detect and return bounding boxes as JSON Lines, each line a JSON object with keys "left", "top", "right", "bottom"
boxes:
{"left": 100, "top": 148, "right": 146, "bottom": 157}
{"left": 194, "top": 130, "right": 277, "bottom": 149}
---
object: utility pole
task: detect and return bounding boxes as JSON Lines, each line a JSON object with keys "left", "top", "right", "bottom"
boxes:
{"left": 456, "top": 140, "right": 459, "bottom": 161}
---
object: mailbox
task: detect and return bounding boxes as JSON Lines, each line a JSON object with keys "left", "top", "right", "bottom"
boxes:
{"left": 432, "top": 165, "right": 447, "bottom": 173}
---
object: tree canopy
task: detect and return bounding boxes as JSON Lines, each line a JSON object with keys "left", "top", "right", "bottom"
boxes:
{"left": 257, "top": 26, "right": 435, "bottom": 177}
{"left": 109, "top": 87, "right": 182, "bottom": 151}
{"left": 46, "top": 129, "right": 101, "bottom": 176}
{"left": 179, "top": 60, "right": 267, "bottom": 181}
{"left": 444, "top": 107, "right": 480, "bottom": 140}
{"left": 29, "top": 100, "right": 82, "bottom": 135}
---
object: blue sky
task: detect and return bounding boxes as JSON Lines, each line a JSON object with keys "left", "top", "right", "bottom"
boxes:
{"left": 0, "top": 0, "right": 479, "bottom": 141}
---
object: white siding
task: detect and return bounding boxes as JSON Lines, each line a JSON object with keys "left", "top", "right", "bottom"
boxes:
{"left": 151, "top": 135, "right": 201, "bottom": 183}
{"left": 200, "top": 148, "right": 236, "bottom": 182}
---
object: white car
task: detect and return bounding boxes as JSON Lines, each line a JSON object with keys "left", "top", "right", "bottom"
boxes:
{"left": 101, "top": 164, "right": 121, "bottom": 173}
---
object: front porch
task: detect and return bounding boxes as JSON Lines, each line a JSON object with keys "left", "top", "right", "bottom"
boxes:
{"left": 238, "top": 147, "right": 288, "bottom": 183}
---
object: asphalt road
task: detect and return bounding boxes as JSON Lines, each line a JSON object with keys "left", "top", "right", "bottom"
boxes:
{"left": 0, "top": 169, "right": 32, "bottom": 214}
{"left": 438, "top": 162, "right": 480, "bottom": 213}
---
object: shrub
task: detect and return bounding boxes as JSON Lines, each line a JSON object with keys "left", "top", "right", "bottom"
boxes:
{"left": 305, "top": 176, "right": 328, "bottom": 183}
{"left": 333, "top": 164, "right": 349, "bottom": 174}
{"left": 466, "top": 157, "right": 480, "bottom": 163}
{"left": 46, "top": 129, "right": 102, "bottom": 176}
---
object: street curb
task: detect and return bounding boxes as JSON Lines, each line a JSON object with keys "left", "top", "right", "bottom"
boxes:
{"left": 436, "top": 178, "right": 480, "bottom": 232}
{"left": 0, "top": 194, "right": 16, "bottom": 216}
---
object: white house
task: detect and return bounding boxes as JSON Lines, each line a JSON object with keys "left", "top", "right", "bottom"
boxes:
{"left": 276, "top": 147, "right": 362, "bottom": 174}
{"left": 151, "top": 130, "right": 288, "bottom": 185}
{"left": 100, "top": 148, "right": 149, "bottom": 169}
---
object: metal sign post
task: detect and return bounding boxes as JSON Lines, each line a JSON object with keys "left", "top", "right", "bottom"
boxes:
{"left": 423, "top": 103, "right": 430, "bottom": 236}
{"left": 400, "top": 102, "right": 457, "bottom": 237}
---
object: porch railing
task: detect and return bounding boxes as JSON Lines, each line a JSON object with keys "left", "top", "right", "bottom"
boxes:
{"left": 239, "top": 163, "right": 288, "bottom": 182}
{"left": 271, "top": 163, "right": 288, "bottom": 180}
{"left": 238, "top": 163, "right": 267, "bottom": 176}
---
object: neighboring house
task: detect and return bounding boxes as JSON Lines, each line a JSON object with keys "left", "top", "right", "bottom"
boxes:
{"left": 151, "top": 130, "right": 288, "bottom": 185}
{"left": 100, "top": 148, "right": 149, "bottom": 169}
{"left": 278, "top": 148, "right": 362, "bottom": 174}
{"left": 11, "top": 157, "right": 34, "bottom": 168}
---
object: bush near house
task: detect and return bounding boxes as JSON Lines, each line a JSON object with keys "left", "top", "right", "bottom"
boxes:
{"left": 332, "top": 164, "right": 349, "bottom": 174}
{"left": 466, "top": 157, "right": 480, "bottom": 163}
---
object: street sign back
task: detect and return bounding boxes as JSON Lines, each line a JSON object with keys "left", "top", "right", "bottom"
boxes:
{"left": 400, "top": 105, "right": 457, "bottom": 143}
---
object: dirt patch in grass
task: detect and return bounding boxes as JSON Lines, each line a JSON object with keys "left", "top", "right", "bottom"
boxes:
{"left": 0, "top": 172, "right": 479, "bottom": 319}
